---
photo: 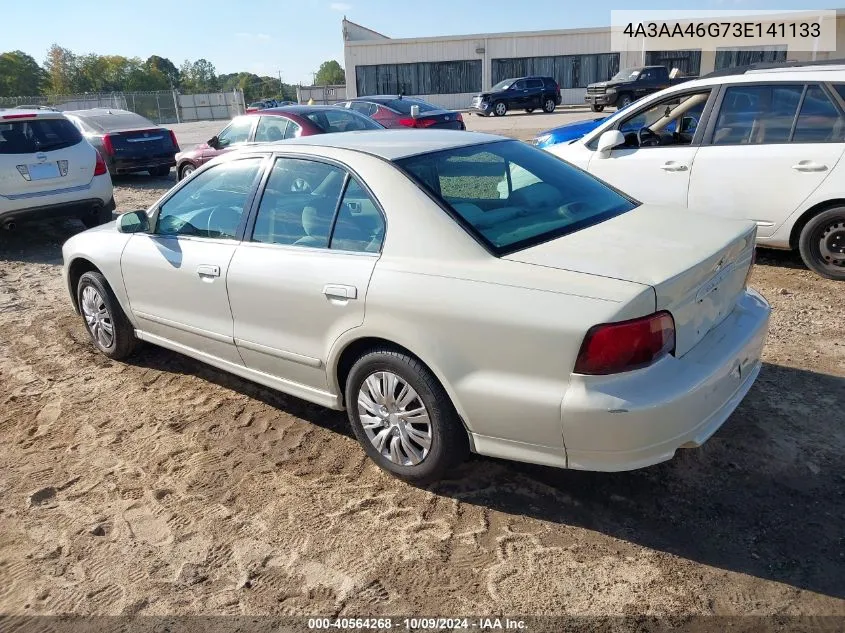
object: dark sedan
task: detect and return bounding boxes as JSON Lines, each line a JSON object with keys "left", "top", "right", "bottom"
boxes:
{"left": 174, "top": 105, "right": 382, "bottom": 180}
{"left": 337, "top": 96, "right": 465, "bottom": 130}
{"left": 64, "top": 109, "right": 178, "bottom": 178}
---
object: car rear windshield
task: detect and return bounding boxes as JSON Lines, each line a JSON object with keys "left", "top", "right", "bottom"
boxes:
{"left": 386, "top": 99, "right": 438, "bottom": 114}
{"left": 395, "top": 140, "right": 638, "bottom": 254}
{"left": 74, "top": 111, "right": 155, "bottom": 132}
{"left": 304, "top": 109, "right": 383, "bottom": 132}
{"left": 0, "top": 117, "right": 82, "bottom": 154}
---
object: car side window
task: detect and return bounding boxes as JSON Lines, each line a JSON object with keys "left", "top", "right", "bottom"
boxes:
{"left": 330, "top": 179, "right": 385, "bottom": 253}
{"left": 793, "top": 85, "right": 845, "bottom": 143}
{"left": 512, "top": 80, "right": 525, "bottom": 90}
{"left": 616, "top": 91, "right": 710, "bottom": 148}
{"left": 284, "top": 122, "right": 301, "bottom": 139}
{"left": 527, "top": 79, "right": 543, "bottom": 90}
{"left": 835, "top": 84, "right": 845, "bottom": 102}
{"left": 251, "top": 157, "right": 345, "bottom": 247}
{"left": 156, "top": 158, "right": 262, "bottom": 239}
{"left": 712, "top": 85, "right": 803, "bottom": 145}
{"left": 254, "top": 116, "right": 289, "bottom": 142}
{"left": 217, "top": 117, "right": 253, "bottom": 147}
{"left": 351, "top": 102, "right": 376, "bottom": 116}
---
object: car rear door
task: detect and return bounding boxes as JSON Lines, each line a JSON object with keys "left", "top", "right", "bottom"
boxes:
{"left": 226, "top": 155, "right": 385, "bottom": 393}
{"left": 688, "top": 83, "right": 845, "bottom": 237}
{"left": 119, "top": 156, "right": 266, "bottom": 365}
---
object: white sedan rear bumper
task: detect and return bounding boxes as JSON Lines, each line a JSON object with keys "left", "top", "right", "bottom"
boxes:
{"left": 561, "top": 288, "right": 771, "bottom": 471}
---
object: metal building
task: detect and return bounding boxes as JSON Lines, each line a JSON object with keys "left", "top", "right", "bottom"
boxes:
{"left": 342, "top": 15, "right": 845, "bottom": 110}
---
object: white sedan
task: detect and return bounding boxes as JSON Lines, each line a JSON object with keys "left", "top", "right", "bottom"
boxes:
{"left": 62, "top": 130, "right": 770, "bottom": 483}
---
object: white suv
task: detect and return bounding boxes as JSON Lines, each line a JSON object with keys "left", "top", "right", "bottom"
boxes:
{"left": 0, "top": 109, "right": 114, "bottom": 230}
{"left": 548, "top": 62, "right": 845, "bottom": 280}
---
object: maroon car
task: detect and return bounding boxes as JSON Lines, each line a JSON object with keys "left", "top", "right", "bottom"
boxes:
{"left": 337, "top": 96, "right": 465, "bottom": 130}
{"left": 174, "top": 106, "right": 383, "bottom": 180}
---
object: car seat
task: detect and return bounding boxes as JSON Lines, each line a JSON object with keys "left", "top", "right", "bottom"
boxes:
{"left": 294, "top": 205, "right": 333, "bottom": 247}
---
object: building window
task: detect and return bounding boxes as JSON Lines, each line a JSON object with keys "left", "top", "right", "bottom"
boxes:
{"left": 491, "top": 53, "right": 620, "bottom": 89}
{"left": 645, "top": 50, "right": 702, "bottom": 76}
{"left": 356, "top": 60, "right": 482, "bottom": 96}
{"left": 715, "top": 46, "right": 787, "bottom": 70}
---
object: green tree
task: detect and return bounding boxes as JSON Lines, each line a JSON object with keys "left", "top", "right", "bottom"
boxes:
{"left": 43, "top": 44, "right": 79, "bottom": 94}
{"left": 180, "top": 58, "right": 218, "bottom": 92}
{"left": 146, "top": 55, "right": 179, "bottom": 87}
{"left": 0, "top": 51, "right": 44, "bottom": 96}
{"left": 314, "top": 60, "right": 345, "bottom": 86}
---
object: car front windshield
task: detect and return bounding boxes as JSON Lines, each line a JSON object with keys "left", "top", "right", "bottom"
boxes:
{"left": 396, "top": 140, "right": 638, "bottom": 254}
{"left": 611, "top": 69, "right": 641, "bottom": 81}
{"left": 491, "top": 79, "right": 514, "bottom": 91}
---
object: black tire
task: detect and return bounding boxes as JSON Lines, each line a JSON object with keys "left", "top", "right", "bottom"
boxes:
{"left": 345, "top": 348, "right": 469, "bottom": 484}
{"left": 178, "top": 163, "right": 196, "bottom": 181}
{"left": 148, "top": 166, "right": 171, "bottom": 178}
{"left": 542, "top": 98, "right": 556, "bottom": 113}
{"left": 590, "top": 104, "right": 605, "bottom": 113}
{"left": 524, "top": 108, "right": 535, "bottom": 114}
{"left": 798, "top": 207, "right": 845, "bottom": 280}
{"left": 617, "top": 93, "right": 633, "bottom": 108}
{"left": 76, "top": 271, "right": 138, "bottom": 360}
{"left": 80, "top": 206, "right": 113, "bottom": 229}
{"left": 492, "top": 101, "right": 507, "bottom": 117}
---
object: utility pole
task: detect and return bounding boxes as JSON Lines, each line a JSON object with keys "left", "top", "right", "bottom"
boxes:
{"left": 278, "top": 70, "right": 283, "bottom": 96}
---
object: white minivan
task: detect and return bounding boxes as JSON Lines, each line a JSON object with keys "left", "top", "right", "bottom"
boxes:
{"left": 548, "top": 63, "right": 845, "bottom": 280}
{"left": 0, "top": 109, "right": 114, "bottom": 230}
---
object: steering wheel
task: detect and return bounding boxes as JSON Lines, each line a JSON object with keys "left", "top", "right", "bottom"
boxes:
{"left": 637, "top": 126, "right": 662, "bottom": 147}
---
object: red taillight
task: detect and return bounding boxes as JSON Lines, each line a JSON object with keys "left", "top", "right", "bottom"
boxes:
{"left": 102, "top": 134, "right": 115, "bottom": 155}
{"left": 574, "top": 311, "right": 675, "bottom": 375}
{"left": 168, "top": 129, "right": 180, "bottom": 152}
{"left": 93, "top": 151, "right": 108, "bottom": 176}
{"left": 398, "top": 117, "right": 437, "bottom": 128}
{"left": 2, "top": 113, "right": 37, "bottom": 119}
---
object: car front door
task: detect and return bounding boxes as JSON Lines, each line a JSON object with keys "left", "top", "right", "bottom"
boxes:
{"left": 227, "top": 156, "right": 385, "bottom": 392}
{"left": 510, "top": 80, "right": 527, "bottom": 108}
{"left": 120, "top": 156, "right": 265, "bottom": 365}
{"left": 202, "top": 116, "right": 256, "bottom": 165}
{"left": 585, "top": 89, "right": 713, "bottom": 207}
{"left": 688, "top": 83, "right": 845, "bottom": 237}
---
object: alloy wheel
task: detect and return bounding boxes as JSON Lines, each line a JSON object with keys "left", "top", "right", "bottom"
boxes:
{"left": 357, "top": 371, "right": 432, "bottom": 466}
{"left": 81, "top": 286, "right": 114, "bottom": 349}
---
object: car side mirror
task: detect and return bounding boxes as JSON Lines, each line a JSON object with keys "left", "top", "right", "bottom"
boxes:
{"left": 596, "top": 130, "right": 626, "bottom": 157}
{"left": 117, "top": 210, "right": 149, "bottom": 233}
{"left": 410, "top": 105, "right": 420, "bottom": 118}
{"left": 207, "top": 136, "right": 219, "bottom": 149}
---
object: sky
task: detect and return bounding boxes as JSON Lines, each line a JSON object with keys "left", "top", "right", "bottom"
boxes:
{"left": 1, "top": 0, "right": 841, "bottom": 84}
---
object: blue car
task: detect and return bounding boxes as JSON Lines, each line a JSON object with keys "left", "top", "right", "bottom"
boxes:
{"left": 532, "top": 103, "right": 636, "bottom": 148}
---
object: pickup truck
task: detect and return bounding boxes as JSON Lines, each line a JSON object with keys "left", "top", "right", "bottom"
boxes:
{"left": 584, "top": 65, "right": 695, "bottom": 112}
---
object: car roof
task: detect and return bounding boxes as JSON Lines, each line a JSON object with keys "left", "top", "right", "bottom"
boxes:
{"left": 244, "top": 129, "right": 506, "bottom": 160}
{"left": 255, "top": 105, "right": 349, "bottom": 115}
{"left": 0, "top": 109, "right": 67, "bottom": 120}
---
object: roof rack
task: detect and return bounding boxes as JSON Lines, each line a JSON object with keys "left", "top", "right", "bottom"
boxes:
{"left": 701, "top": 58, "right": 845, "bottom": 79}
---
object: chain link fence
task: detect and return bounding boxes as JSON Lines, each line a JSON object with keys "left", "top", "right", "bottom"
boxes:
{"left": 0, "top": 89, "right": 244, "bottom": 124}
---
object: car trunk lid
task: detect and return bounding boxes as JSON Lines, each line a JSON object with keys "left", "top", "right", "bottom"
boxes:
{"left": 105, "top": 128, "right": 176, "bottom": 158}
{"left": 503, "top": 205, "right": 757, "bottom": 357}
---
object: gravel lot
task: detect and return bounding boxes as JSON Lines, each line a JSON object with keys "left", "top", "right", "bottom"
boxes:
{"left": 0, "top": 111, "right": 843, "bottom": 620}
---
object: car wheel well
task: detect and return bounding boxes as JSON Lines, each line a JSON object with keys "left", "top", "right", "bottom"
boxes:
{"left": 336, "top": 337, "right": 416, "bottom": 401}
{"left": 67, "top": 258, "right": 101, "bottom": 313}
{"left": 789, "top": 199, "right": 845, "bottom": 250}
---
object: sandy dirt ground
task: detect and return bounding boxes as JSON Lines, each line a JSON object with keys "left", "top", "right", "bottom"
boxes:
{"left": 0, "top": 115, "right": 843, "bottom": 620}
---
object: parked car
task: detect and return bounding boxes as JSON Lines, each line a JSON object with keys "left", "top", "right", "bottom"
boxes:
{"left": 549, "top": 62, "right": 845, "bottom": 280}
{"left": 246, "top": 101, "right": 271, "bottom": 114}
{"left": 0, "top": 109, "right": 114, "bottom": 229}
{"left": 64, "top": 109, "right": 179, "bottom": 178}
{"left": 470, "top": 77, "right": 561, "bottom": 117}
{"left": 175, "top": 106, "right": 382, "bottom": 180}
{"left": 337, "top": 96, "right": 465, "bottom": 129}
{"left": 585, "top": 65, "right": 696, "bottom": 112}
{"left": 533, "top": 101, "right": 640, "bottom": 149}
{"left": 63, "top": 129, "right": 770, "bottom": 483}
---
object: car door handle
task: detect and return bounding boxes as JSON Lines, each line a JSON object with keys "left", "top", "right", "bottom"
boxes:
{"left": 323, "top": 284, "right": 357, "bottom": 300}
{"left": 660, "top": 162, "right": 689, "bottom": 172}
{"left": 792, "top": 161, "right": 828, "bottom": 172}
{"left": 197, "top": 264, "right": 220, "bottom": 278}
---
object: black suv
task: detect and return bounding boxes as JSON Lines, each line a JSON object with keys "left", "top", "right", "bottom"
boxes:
{"left": 470, "top": 77, "right": 561, "bottom": 117}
